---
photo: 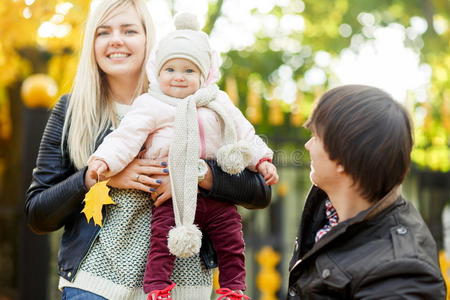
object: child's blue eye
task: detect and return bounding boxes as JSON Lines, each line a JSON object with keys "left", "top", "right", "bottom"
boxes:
{"left": 165, "top": 68, "right": 174, "bottom": 72}
{"left": 186, "top": 69, "right": 195, "bottom": 73}
{"left": 125, "top": 30, "right": 138, "bottom": 35}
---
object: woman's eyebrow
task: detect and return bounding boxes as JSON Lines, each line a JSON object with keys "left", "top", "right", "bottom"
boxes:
{"left": 97, "top": 24, "right": 139, "bottom": 29}
{"left": 121, "top": 24, "right": 139, "bottom": 28}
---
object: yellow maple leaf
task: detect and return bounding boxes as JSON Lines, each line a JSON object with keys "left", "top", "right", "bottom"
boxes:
{"left": 81, "top": 180, "right": 116, "bottom": 226}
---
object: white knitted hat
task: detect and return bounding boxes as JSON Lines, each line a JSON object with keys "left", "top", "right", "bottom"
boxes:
{"left": 155, "top": 13, "right": 212, "bottom": 79}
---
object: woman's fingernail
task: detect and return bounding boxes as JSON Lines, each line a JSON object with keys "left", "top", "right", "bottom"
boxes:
{"left": 163, "top": 168, "right": 169, "bottom": 173}
{"left": 156, "top": 180, "right": 162, "bottom": 184}
{"left": 161, "top": 162, "right": 168, "bottom": 167}
{"left": 149, "top": 188, "right": 156, "bottom": 192}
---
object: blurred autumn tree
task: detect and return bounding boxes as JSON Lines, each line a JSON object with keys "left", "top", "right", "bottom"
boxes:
{"left": 0, "top": 0, "right": 448, "bottom": 298}
{"left": 217, "top": 0, "right": 450, "bottom": 172}
{"left": 0, "top": 0, "right": 90, "bottom": 208}
{"left": 0, "top": 1, "right": 91, "bottom": 297}
{"left": 0, "top": 0, "right": 448, "bottom": 195}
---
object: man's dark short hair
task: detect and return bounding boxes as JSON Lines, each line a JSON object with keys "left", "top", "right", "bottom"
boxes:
{"left": 304, "top": 85, "right": 413, "bottom": 202}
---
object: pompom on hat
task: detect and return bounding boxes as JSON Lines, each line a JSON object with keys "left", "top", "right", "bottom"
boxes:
{"left": 155, "top": 13, "right": 212, "bottom": 80}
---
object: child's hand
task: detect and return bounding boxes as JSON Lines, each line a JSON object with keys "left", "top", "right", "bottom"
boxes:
{"left": 257, "top": 161, "right": 279, "bottom": 185}
{"left": 90, "top": 159, "right": 109, "bottom": 178}
{"left": 85, "top": 159, "right": 109, "bottom": 189}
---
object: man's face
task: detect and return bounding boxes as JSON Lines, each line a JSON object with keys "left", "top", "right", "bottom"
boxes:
{"left": 304, "top": 133, "right": 343, "bottom": 190}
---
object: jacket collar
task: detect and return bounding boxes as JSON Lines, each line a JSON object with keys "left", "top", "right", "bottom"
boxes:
{"left": 363, "top": 185, "right": 402, "bottom": 221}
{"left": 290, "top": 185, "right": 402, "bottom": 272}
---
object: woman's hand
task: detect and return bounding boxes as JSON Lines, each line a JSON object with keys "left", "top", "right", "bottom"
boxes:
{"left": 107, "top": 158, "right": 168, "bottom": 193}
{"left": 152, "top": 159, "right": 213, "bottom": 207}
{"left": 151, "top": 173, "right": 171, "bottom": 207}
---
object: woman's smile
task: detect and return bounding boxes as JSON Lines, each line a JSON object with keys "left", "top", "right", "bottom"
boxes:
{"left": 107, "top": 52, "right": 131, "bottom": 59}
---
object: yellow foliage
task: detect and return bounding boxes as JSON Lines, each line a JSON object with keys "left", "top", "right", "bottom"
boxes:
{"left": 414, "top": 128, "right": 427, "bottom": 147}
{"left": 434, "top": 65, "right": 448, "bottom": 83}
{"left": 291, "top": 92, "right": 303, "bottom": 127}
{"left": 246, "top": 78, "right": 262, "bottom": 124}
{"left": 442, "top": 94, "right": 450, "bottom": 131}
{"left": 0, "top": 0, "right": 447, "bottom": 174}
{"left": 428, "top": 147, "right": 450, "bottom": 172}
{"left": 48, "top": 53, "right": 78, "bottom": 96}
{"left": 439, "top": 251, "right": 450, "bottom": 300}
{"left": 0, "top": 0, "right": 90, "bottom": 87}
{"left": 411, "top": 148, "right": 426, "bottom": 168}
{"left": 0, "top": 88, "right": 11, "bottom": 140}
{"left": 277, "top": 182, "right": 288, "bottom": 197}
{"left": 269, "top": 98, "right": 284, "bottom": 126}
{"left": 81, "top": 181, "right": 116, "bottom": 227}
{"left": 225, "top": 75, "right": 239, "bottom": 105}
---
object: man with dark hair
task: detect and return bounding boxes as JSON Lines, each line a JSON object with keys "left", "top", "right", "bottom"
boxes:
{"left": 287, "top": 85, "right": 446, "bottom": 299}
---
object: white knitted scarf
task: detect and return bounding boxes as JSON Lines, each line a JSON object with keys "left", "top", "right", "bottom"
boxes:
{"left": 148, "top": 84, "right": 253, "bottom": 258}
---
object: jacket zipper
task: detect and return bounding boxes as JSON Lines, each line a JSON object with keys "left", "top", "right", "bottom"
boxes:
{"left": 70, "top": 219, "right": 103, "bottom": 282}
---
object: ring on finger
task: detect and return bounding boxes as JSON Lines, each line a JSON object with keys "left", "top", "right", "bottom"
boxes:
{"left": 136, "top": 175, "right": 141, "bottom": 183}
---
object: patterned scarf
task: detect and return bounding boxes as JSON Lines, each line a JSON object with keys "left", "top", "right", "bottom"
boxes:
{"left": 315, "top": 199, "right": 339, "bottom": 242}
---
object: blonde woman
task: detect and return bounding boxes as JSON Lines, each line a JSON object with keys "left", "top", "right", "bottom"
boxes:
{"left": 25, "top": 0, "right": 271, "bottom": 299}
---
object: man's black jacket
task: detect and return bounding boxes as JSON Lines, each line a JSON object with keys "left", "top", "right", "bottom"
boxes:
{"left": 287, "top": 186, "right": 446, "bottom": 299}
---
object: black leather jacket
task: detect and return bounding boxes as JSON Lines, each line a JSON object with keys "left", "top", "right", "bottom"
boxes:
{"left": 25, "top": 95, "right": 271, "bottom": 282}
{"left": 287, "top": 186, "right": 446, "bottom": 299}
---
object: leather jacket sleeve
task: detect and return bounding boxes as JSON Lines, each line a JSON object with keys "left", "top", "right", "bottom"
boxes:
{"left": 25, "top": 95, "right": 88, "bottom": 234}
{"left": 203, "top": 160, "right": 271, "bottom": 209}
{"left": 354, "top": 259, "right": 446, "bottom": 299}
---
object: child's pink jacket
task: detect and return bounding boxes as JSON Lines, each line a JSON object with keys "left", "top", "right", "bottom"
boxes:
{"left": 89, "top": 90, "right": 273, "bottom": 176}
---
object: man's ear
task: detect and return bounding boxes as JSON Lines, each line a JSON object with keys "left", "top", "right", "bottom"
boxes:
{"left": 337, "top": 164, "right": 345, "bottom": 173}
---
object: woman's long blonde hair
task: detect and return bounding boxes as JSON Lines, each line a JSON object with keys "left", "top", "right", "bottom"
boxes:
{"left": 63, "top": 0, "right": 155, "bottom": 169}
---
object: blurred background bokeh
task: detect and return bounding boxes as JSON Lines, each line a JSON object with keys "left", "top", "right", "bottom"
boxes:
{"left": 0, "top": 0, "right": 449, "bottom": 299}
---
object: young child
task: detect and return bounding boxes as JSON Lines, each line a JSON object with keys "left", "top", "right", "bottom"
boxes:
{"left": 88, "top": 13, "right": 278, "bottom": 300}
